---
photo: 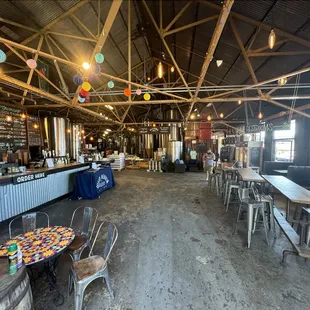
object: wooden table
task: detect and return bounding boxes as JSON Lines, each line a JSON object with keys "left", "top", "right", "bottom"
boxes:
{"left": 237, "top": 168, "right": 265, "bottom": 183}
{"left": 273, "top": 169, "right": 288, "bottom": 175}
{"left": 262, "top": 175, "right": 310, "bottom": 206}
{"left": 262, "top": 175, "right": 310, "bottom": 260}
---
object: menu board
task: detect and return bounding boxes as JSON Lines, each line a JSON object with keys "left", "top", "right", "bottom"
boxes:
{"left": 27, "top": 115, "right": 41, "bottom": 146}
{"left": 0, "top": 104, "right": 27, "bottom": 151}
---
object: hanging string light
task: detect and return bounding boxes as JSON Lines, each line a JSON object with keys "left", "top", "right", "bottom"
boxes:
{"left": 258, "top": 100, "right": 263, "bottom": 119}
{"left": 268, "top": 29, "right": 276, "bottom": 49}
{"left": 171, "top": 66, "right": 175, "bottom": 73}
{"left": 278, "top": 77, "right": 288, "bottom": 86}
{"left": 157, "top": 61, "right": 164, "bottom": 78}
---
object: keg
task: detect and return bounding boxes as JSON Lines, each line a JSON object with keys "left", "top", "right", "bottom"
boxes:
{"left": 0, "top": 261, "right": 33, "bottom": 310}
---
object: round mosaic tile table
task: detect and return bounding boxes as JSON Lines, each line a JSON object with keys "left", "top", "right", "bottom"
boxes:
{"left": 0, "top": 226, "right": 75, "bottom": 265}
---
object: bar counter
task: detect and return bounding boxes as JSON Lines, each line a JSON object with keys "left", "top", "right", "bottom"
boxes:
{"left": 0, "top": 163, "right": 90, "bottom": 222}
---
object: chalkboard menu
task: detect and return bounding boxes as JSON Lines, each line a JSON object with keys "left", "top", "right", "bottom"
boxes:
{"left": 27, "top": 115, "right": 41, "bottom": 146}
{"left": 0, "top": 104, "right": 27, "bottom": 151}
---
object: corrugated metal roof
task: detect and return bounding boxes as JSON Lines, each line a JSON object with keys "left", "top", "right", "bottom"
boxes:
{"left": 1, "top": 0, "right": 310, "bottom": 120}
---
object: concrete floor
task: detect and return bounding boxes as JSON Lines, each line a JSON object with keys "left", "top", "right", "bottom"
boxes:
{"left": 1, "top": 170, "right": 310, "bottom": 310}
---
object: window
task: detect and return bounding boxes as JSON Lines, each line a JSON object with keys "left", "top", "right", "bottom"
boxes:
{"left": 273, "top": 120, "right": 295, "bottom": 162}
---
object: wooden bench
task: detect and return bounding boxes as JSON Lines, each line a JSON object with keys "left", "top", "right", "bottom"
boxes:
{"left": 273, "top": 208, "right": 310, "bottom": 262}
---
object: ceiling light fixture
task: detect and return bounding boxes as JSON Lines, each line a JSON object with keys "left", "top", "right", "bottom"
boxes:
{"left": 216, "top": 60, "right": 223, "bottom": 67}
{"left": 157, "top": 61, "right": 164, "bottom": 78}
{"left": 258, "top": 112, "right": 263, "bottom": 119}
{"left": 268, "top": 29, "right": 276, "bottom": 49}
{"left": 278, "top": 77, "right": 288, "bottom": 86}
{"left": 190, "top": 113, "right": 195, "bottom": 119}
{"left": 197, "top": 113, "right": 200, "bottom": 117}
{"left": 82, "top": 62, "right": 91, "bottom": 70}
{"left": 171, "top": 66, "right": 175, "bottom": 73}
{"left": 220, "top": 113, "right": 224, "bottom": 118}
{"left": 106, "top": 128, "right": 111, "bottom": 132}
{"left": 207, "top": 115, "right": 212, "bottom": 121}
{"left": 238, "top": 99, "right": 242, "bottom": 105}
{"left": 90, "top": 137, "right": 94, "bottom": 141}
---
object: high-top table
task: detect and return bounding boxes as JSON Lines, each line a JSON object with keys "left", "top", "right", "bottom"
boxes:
{"left": 237, "top": 168, "right": 265, "bottom": 183}
{"left": 262, "top": 175, "right": 310, "bottom": 221}
{"left": 262, "top": 175, "right": 310, "bottom": 261}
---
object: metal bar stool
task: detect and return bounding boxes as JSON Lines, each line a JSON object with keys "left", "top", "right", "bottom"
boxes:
{"left": 233, "top": 187, "right": 270, "bottom": 248}
{"left": 225, "top": 180, "right": 240, "bottom": 211}
{"left": 209, "top": 170, "right": 222, "bottom": 196}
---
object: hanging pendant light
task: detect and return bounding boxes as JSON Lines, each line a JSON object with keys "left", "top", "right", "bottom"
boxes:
{"left": 268, "top": 29, "right": 276, "bottom": 49}
{"left": 171, "top": 66, "right": 175, "bottom": 73}
{"left": 216, "top": 60, "right": 223, "bottom": 67}
{"left": 258, "top": 100, "right": 263, "bottom": 119}
{"left": 238, "top": 99, "right": 242, "bottom": 105}
{"left": 207, "top": 115, "right": 212, "bottom": 121}
{"left": 278, "top": 77, "right": 288, "bottom": 86}
{"left": 158, "top": 61, "right": 164, "bottom": 78}
{"left": 220, "top": 113, "right": 224, "bottom": 118}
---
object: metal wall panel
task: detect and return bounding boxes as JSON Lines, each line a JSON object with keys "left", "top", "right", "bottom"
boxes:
{"left": 0, "top": 167, "right": 87, "bottom": 222}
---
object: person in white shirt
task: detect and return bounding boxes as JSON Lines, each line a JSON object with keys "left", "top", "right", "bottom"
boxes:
{"left": 189, "top": 148, "right": 197, "bottom": 160}
{"left": 204, "top": 148, "right": 215, "bottom": 181}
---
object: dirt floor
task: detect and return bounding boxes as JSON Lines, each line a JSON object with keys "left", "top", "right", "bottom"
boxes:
{"left": 0, "top": 170, "right": 309, "bottom": 310}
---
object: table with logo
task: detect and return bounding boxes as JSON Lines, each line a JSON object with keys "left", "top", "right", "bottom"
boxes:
{"left": 71, "top": 167, "right": 115, "bottom": 200}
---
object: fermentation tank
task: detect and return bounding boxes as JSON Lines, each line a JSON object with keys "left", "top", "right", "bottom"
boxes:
{"left": 43, "top": 117, "right": 67, "bottom": 156}
{"left": 165, "top": 109, "right": 183, "bottom": 161}
{"left": 145, "top": 134, "right": 154, "bottom": 158}
{"left": 67, "top": 123, "right": 83, "bottom": 160}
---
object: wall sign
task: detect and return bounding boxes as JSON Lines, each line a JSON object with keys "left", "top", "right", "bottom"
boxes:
{"left": 245, "top": 120, "right": 290, "bottom": 134}
{"left": 0, "top": 104, "right": 27, "bottom": 151}
{"left": 138, "top": 126, "right": 170, "bottom": 134}
{"left": 13, "top": 172, "right": 46, "bottom": 185}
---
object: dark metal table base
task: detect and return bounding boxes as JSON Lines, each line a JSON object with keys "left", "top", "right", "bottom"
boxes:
{"left": 27, "top": 256, "right": 64, "bottom": 306}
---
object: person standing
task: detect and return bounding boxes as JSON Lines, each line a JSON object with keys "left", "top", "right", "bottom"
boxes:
{"left": 189, "top": 148, "right": 197, "bottom": 160}
{"left": 204, "top": 148, "right": 215, "bottom": 181}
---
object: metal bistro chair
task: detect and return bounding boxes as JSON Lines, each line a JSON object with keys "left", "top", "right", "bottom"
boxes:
{"left": 67, "top": 207, "right": 98, "bottom": 262}
{"left": 209, "top": 169, "right": 222, "bottom": 196}
{"left": 252, "top": 187, "right": 276, "bottom": 239}
{"left": 225, "top": 178, "right": 241, "bottom": 211}
{"left": 9, "top": 212, "right": 50, "bottom": 238}
{"left": 68, "top": 222, "right": 118, "bottom": 310}
{"left": 233, "top": 187, "right": 269, "bottom": 248}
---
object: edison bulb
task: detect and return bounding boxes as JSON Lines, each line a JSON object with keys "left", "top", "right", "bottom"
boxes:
{"left": 220, "top": 113, "right": 224, "bottom": 118}
{"left": 268, "top": 29, "right": 276, "bottom": 49}
{"left": 158, "top": 61, "right": 164, "bottom": 78}
{"left": 82, "top": 62, "right": 91, "bottom": 70}
{"left": 258, "top": 112, "right": 263, "bottom": 119}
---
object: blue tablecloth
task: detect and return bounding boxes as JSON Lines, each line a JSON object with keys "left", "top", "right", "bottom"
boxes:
{"left": 71, "top": 167, "right": 115, "bottom": 200}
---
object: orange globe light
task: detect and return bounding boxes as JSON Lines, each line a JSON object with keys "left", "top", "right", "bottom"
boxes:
{"left": 124, "top": 88, "right": 131, "bottom": 97}
{"left": 144, "top": 93, "right": 151, "bottom": 101}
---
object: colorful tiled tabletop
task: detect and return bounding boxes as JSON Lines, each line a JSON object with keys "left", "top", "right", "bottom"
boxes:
{"left": 0, "top": 226, "right": 75, "bottom": 265}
